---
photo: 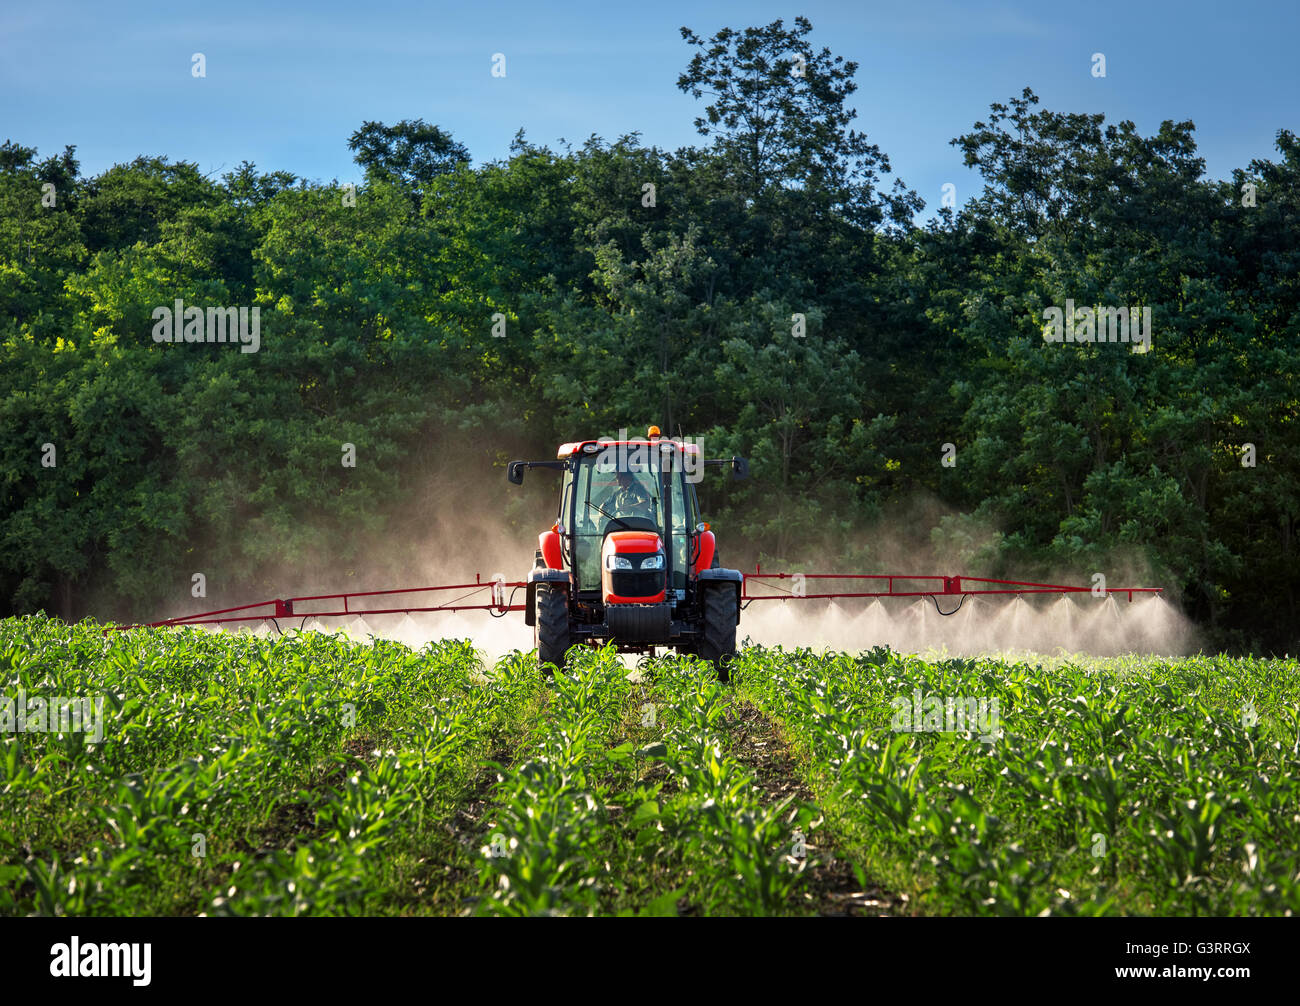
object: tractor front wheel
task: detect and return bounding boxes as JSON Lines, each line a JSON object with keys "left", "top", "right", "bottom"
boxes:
{"left": 697, "top": 583, "right": 738, "bottom": 683}
{"left": 535, "top": 583, "right": 570, "bottom": 673}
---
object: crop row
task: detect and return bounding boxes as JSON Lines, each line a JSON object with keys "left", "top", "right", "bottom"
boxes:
{"left": 473, "top": 648, "right": 817, "bottom": 915}
{"left": 1, "top": 615, "right": 542, "bottom": 915}
{"left": 735, "top": 645, "right": 1300, "bottom": 915}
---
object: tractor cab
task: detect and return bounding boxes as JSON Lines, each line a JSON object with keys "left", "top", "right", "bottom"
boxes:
{"left": 566, "top": 441, "right": 695, "bottom": 600}
{"left": 507, "top": 427, "right": 748, "bottom": 676}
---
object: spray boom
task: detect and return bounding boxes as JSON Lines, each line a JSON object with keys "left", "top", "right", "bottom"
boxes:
{"left": 742, "top": 569, "right": 1163, "bottom": 607}
{"left": 108, "top": 569, "right": 1161, "bottom": 633}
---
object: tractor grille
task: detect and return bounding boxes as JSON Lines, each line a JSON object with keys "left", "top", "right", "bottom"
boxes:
{"left": 611, "top": 569, "right": 664, "bottom": 598}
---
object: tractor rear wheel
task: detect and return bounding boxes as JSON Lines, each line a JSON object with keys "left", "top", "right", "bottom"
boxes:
{"left": 535, "top": 583, "right": 570, "bottom": 673}
{"left": 697, "top": 583, "right": 737, "bottom": 683}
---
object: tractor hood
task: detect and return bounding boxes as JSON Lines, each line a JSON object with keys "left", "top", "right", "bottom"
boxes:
{"left": 600, "top": 531, "right": 666, "bottom": 604}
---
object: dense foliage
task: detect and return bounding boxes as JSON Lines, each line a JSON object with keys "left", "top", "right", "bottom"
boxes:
{"left": 2, "top": 18, "right": 1296, "bottom": 651}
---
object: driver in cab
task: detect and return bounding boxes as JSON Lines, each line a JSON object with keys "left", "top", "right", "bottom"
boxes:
{"left": 604, "top": 470, "right": 654, "bottom": 519}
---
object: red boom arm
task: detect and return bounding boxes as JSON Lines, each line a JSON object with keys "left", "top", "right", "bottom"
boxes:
{"left": 108, "top": 568, "right": 1161, "bottom": 632}
{"left": 742, "top": 568, "right": 1162, "bottom": 604}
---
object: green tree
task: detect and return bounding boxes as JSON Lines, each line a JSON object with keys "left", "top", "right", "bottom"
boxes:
{"left": 348, "top": 119, "right": 470, "bottom": 198}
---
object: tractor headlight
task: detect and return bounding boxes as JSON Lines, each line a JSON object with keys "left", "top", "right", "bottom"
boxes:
{"left": 606, "top": 555, "right": 633, "bottom": 570}
{"left": 640, "top": 553, "right": 664, "bottom": 570}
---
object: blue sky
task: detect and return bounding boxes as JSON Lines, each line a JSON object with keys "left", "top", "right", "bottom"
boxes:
{"left": 3, "top": 0, "right": 1296, "bottom": 218}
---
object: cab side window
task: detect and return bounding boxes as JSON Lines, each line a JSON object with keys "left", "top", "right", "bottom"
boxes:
{"left": 559, "top": 465, "right": 574, "bottom": 524}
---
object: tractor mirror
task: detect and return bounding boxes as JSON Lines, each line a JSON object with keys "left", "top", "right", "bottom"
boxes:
{"left": 731, "top": 456, "right": 749, "bottom": 480}
{"left": 507, "top": 461, "right": 525, "bottom": 485}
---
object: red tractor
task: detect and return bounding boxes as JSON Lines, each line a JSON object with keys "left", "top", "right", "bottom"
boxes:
{"left": 507, "top": 427, "right": 748, "bottom": 678}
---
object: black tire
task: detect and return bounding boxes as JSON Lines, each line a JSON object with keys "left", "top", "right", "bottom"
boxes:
{"left": 535, "top": 583, "right": 570, "bottom": 673}
{"left": 697, "top": 583, "right": 738, "bottom": 683}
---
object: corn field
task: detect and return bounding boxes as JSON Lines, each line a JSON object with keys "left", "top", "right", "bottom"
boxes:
{"left": 2, "top": 614, "right": 1297, "bottom": 916}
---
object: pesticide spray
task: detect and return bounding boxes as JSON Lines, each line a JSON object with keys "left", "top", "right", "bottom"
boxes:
{"left": 738, "top": 592, "right": 1197, "bottom": 658}
{"left": 173, "top": 489, "right": 1196, "bottom": 661}
{"left": 230, "top": 589, "right": 1195, "bottom": 666}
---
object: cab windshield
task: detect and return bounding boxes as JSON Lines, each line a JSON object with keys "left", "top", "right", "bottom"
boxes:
{"left": 579, "top": 466, "right": 660, "bottom": 532}
{"left": 569, "top": 450, "right": 693, "bottom": 593}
